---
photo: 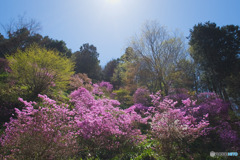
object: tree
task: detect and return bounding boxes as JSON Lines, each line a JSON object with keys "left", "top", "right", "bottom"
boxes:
{"left": 189, "top": 22, "right": 240, "bottom": 101}
{"left": 0, "top": 27, "right": 42, "bottom": 58}
{"left": 40, "top": 37, "right": 72, "bottom": 58}
{"left": 0, "top": 17, "right": 72, "bottom": 58}
{"left": 0, "top": 28, "right": 72, "bottom": 58}
{"left": 1, "top": 15, "right": 41, "bottom": 36}
{"left": 72, "top": 43, "right": 102, "bottom": 82}
{"left": 0, "top": 16, "right": 42, "bottom": 58}
{"left": 112, "top": 47, "right": 139, "bottom": 92}
{"left": 102, "top": 59, "right": 119, "bottom": 82}
{"left": 167, "top": 59, "right": 197, "bottom": 92}
{"left": 131, "top": 21, "right": 187, "bottom": 94}
{"left": 6, "top": 44, "right": 74, "bottom": 99}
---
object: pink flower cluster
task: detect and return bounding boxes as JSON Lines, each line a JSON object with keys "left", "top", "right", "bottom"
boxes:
{"left": 150, "top": 92, "right": 209, "bottom": 143}
{"left": 1, "top": 95, "right": 76, "bottom": 159}
{"left": 0, "top": 87, "right": 145, "bottom": 159}
{"left": 70, "top": 88, "right": 145, "bottom": 151}
{"left": 92, "top": 81, "right": 113, "bottom": 97}
{"left": 133, "top": 87, "right": 150, "bottom": 106}
{"left": 92, "top": 83, "right": 104, "bottom": 95}
{"left": 99, "top": 81, "right": 113, "bottom": 92}
{"left": 2, "top": 85, "right": 229, "bottom": 159}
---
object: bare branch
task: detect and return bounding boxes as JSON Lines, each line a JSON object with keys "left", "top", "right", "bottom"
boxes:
{"left": 1, "top": 15, "right": 41, "bottom": 37}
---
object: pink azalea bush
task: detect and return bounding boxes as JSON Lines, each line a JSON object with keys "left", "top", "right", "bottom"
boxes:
{"left": 99, "top": 81, "right": 113, "bottom": 92}
{"left": 92, "top": 81, "right": 113, "bottom": 97}
{"left": 0, "top": 95, "right": 77, "bottom": 159}
{"left": 125, "top": 103, "right": 149, "bottom": 115}
{"left": 0, "top": 87, "right": 146, "bottom": 159}
{"left": 195, "top": 92, "right": 240, "bottom": 151}
{"left": 69, "top": 73, "right": 93, "bottom": 91}
{"left": 70, "top": 87, "right": 146, "bottom": 158}
{"left": 149, "top": 92, "right": 209, "bottom": 158}
{"left": 1, "top": 82, "right": 238, "bottom": 159}
{"left": 133, "top": 87, "right": 151, "bottom": 106}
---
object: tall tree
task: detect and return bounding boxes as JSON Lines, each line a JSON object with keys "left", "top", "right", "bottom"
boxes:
{"left": 72, "top": 43, "right": 102, "bottom": 81}
{"left": 41, "top": 37, "right": 72, "bottom": 58}
{"left": 0, "top": 17, "right": 72, "bottom": 58}
{"left": 112, "top": 47, "right": 140, "bottom": 92}
{"left": 103, "top": 59, "right": 119, "bottom": 82}
{"left": 131, "top": 21, "right": 187, "bottom": 94}
{"left": 0, "top": 27, "right": 42, "bottom": 58}
{"left": 0, "top": 28, "right": 72, "bottom": 58}
{"left": 189, "top": 22, "right": 240, "bottom": 101}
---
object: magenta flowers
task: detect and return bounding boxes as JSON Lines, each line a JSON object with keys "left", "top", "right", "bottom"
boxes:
{"left": 1, "top": 84, "right": 237, "bottom": 159}
{"left": 0, "top": 87, "right": 145, "bottom": 159}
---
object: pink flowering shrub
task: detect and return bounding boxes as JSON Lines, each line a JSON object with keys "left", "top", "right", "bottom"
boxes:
{"left": 0, "top": 95, "right": 77, "bottom": 159}
{"left": 70, "top": 87, "right": 145, "bottom": 158}
{"left": 69, "top": 73, "right": 93, "bottom": 91}
{"left": 149, "top": 92, "right": 209, "bottom": 159}
{"left": 164, "top": 91, "right": 240, "bottom": 154}
{"left": 92, "top": 83, "right": 104, "bottom": 96}
{"left": 1, "top": 85, "right": 238, "bottom": 159}
{"left": 125, "top": 103, "right": 149, "bottom": 115}
{"left": 194, "top": 92, "right": 240, "bottom": 151}
{"left": 196, "top": 92, "right": 229, "bottom": 119}
{"left": 133, "top": 87, "right": 151, "bottom": 106}
{"left": 0, "top": 87, "right": 146, "bottom": 159}
{"left": 167, "top": 88, "right": 190, "bottom": 101}
{"left": 216, "top": 121, "right": 239, "bottom": 150}
{"left": 99, "top": 81, "right": 113, "bottom": 92}
{"left": 92, "top": 81, "right": 113, "bottom": 98}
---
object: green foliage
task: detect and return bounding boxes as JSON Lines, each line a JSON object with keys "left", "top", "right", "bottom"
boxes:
{"left": 103, "top": 59, "right": 119, "bottom": 83}
{"left": 189, "top": 22, "right": 240, "bottom": 100}
{"left": 6, "top": 44, "right": 74, "bottom": 99}
{"left": 0, "top": 72, "right": 8, "bottom": 84}
{"left": 41, "top": 37, "right": 72, "bottom": 58}
{"left": 167, "top": 59, "right": 197, "bottom": 91}
{"left": 72, "top": 43, "right": 102, "bottom": 82}
{"left": 226, "top": 71, "right": 240, "bottom": 105}
{"left": 131, "top": 139, "right": 164, "bottom": 160}
{"left": 0, "top": 27, "right": 41, "bottom": 58}
{"left": 112, "top": 47, "right": 138, "bottom": 92}
{"left": 113, "top": 88, "right": 133, "bottom": 109}
{"left": 0, "top": 18, "right": 72, "bottom": 58}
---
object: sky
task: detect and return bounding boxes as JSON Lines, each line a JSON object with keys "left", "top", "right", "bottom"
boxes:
{"left": 0, "top": 0, "right": 240, "bottom": 66}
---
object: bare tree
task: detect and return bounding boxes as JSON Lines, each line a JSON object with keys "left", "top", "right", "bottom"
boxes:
{"left": 1, "top": 14, "right": 41, "bottom": 37}
{"left": 131, "top": 21, "right": 187, "bottom": 94}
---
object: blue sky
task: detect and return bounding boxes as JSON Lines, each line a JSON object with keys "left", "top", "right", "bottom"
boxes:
{"left": 1, "top": 0, "right": 240, "bottom": 66}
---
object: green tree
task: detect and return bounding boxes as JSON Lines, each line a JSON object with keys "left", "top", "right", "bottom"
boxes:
{"left": 167, "top": 59, "right": 197, "bottom": 92}
{"left": 112, "top": 88, "right": 133, "bottom": 109}
{"left": 0, "top": 17, "right": 72, "bottom": 58}
{"left": 7, "top": 44, "right": 74, "bottom": 99}
{"left": 0, "top": 28, "right": 72, "bottom": 58}
{"left": 112, "top": 47, "right": 139, "bottom": 92}
{"left": 102, "top": 59, "right": 119, "bottom": 82}
{"left": 189, "top": 22, "right": 240, "bottom": 101}
{"left": 40, "top": 37, "right": 72, "bottom": 58}
{"left": 0, "top": 27, "right": 42, "bottom": 58}
{"left": 72, "top": 43, "right": 102, "bottom": 82}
